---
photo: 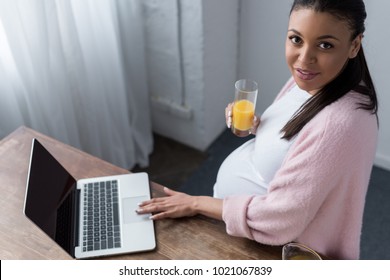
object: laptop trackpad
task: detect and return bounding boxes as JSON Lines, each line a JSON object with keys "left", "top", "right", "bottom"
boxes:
{"left": 122, "top": 196, "right": 150, "bottom": 224}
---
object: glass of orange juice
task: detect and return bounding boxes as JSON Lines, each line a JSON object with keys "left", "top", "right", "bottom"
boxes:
{"left": 231, "top": 79, "right": 258, "bottom": 137}
{"left": 282, "top": 243, "right": 322, "bottom": 260}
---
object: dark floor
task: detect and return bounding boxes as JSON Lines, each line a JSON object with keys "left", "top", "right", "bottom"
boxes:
{"left": 132, "top": 134, "right": 207, "bottom": 189}
{"left": 132, "top": 129, "right": 390, "bottom": 260}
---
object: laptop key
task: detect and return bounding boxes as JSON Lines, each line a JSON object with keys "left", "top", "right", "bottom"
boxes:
{"left": 108, "top": 237, "right": 114, "bottom": 249}
{"left": 113, "top": 203, "right": 119, "bottom": 226}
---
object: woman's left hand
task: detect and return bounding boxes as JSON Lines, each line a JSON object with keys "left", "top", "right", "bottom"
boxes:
{"left": 136, "top": 187, "right": 198, "bottom": 220}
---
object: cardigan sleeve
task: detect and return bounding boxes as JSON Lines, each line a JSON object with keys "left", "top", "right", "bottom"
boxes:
{"left": 222, "top": 97, "right": 376, "bottom": 245}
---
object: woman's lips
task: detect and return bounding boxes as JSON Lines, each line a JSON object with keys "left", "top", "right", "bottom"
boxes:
{"left": 295, "top": 68, "right": 319, "bottom": 81}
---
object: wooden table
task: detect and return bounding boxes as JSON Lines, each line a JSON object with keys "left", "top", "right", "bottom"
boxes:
{"left": 0, "top": 126, "right": 282, "bottom": 260}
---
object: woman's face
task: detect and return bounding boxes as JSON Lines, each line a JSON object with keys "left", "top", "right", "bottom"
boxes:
{"left": 285, "top": 8, "right": 362, "bottom": 95}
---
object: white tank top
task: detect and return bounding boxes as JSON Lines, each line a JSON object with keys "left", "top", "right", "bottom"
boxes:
{"left": 213, "top": 85, "right": 311, "bottom": 198}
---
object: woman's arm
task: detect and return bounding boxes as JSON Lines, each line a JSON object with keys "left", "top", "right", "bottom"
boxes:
{"left": 136, "top": 187, "right": 223, "bottom": 221}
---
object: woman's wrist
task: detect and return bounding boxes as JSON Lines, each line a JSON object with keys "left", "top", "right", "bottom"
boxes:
{"left": 194, "top": 196, "right": 223, "bottom": 220}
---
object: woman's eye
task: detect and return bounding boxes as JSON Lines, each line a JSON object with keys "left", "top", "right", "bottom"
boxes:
{"left": 289, "top": 36, "right": 302, "bottom": 45}
{"left": 319, "top": 42, "right": 333, "bottom": 49}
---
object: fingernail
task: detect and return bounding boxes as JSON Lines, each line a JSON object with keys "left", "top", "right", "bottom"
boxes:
{"left": 228, "top": 111, "right": 232, "bottom": 117}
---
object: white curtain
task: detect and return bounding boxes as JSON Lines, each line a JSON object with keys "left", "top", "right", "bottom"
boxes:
{"left": 0, "top": 0, "right": 152, "bottom": 169}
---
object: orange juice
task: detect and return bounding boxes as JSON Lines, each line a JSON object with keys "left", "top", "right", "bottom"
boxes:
{"left": 288, "top": 255, "right": 317, "bottom": 260}
{"left": 232, "top": 100, "right": 255, "bottom": 135}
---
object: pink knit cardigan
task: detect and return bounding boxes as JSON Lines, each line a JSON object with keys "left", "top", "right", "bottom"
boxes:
{"left": 222, "top": 78, "right": 378, "bottom": 259}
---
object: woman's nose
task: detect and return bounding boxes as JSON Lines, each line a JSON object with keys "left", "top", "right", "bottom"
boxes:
{"left": 299, "top": 46, "right": 316, "bottom": 64}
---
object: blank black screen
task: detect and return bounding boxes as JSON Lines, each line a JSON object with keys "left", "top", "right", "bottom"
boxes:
{"left": 24, "top": 139, "right": 77, "bottom": 256}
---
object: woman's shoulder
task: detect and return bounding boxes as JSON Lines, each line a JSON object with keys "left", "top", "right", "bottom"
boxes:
{"left": 287, "top": 91, "right": 378, "bottom": 166}
{"left": 323, "top": 91, "right": 376, "bottom": 124}
{"left": 303, "top": 91, "right": 378, "bottom": 142}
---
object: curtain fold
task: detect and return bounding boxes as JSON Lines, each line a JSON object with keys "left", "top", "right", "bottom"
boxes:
{"left": 0, "top": 0, "right": 152, "bottom": 169}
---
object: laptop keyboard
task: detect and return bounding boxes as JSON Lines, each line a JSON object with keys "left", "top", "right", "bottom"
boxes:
{"left": 82, "top": 180, "right": 121, "bottom": 252}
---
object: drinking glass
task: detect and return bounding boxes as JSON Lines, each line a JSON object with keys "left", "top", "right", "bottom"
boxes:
{"left": 231, "top": 79, "right": 258, "bottom": 137}
{"left": 282, "top": 242, "right": 322, "bottom": 260}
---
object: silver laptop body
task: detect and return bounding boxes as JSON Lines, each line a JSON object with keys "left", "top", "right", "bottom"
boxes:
{"left": 23, "top": 139, "right": 156, "bottom": 259}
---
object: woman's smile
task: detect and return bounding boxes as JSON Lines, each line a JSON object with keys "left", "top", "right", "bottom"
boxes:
{"left": 295, "top": 68, "right": 320, "bottom": 81}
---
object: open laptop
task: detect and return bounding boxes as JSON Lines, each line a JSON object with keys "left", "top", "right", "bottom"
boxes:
{"left": 23, "top": 138, "right": 156, "bottom": 259}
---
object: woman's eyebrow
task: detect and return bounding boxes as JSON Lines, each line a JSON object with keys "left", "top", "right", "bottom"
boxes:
{"left": 288, "top": 28, "right": 340, "bottom": 41}
{"left": 288, "top": 28, "right": 302, "bottom": 35}
{"left": 317, "top": 34, "right": 340, "bottom": 41}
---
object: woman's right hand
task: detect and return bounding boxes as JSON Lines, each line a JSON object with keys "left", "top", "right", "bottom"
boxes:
{"left": 225, "top": 102, "right": 260, "bottom": 135}
{"left": 136, "top": 187, "right": 223, "bottom": 221}
{"left": 225, "top": 102, "right": 235, "bottom": 129}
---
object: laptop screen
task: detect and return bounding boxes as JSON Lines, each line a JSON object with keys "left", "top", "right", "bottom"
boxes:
{"left": 24, "top": 139, "right": 77, "bottom": 255}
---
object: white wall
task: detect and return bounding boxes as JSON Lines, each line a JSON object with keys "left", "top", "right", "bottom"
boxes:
{"left": 364, "top": 0, "right": 390, "bottom": 170}
{"left": 142, "top": 0, "right": 183, "bottom": 109}
{"left": 239, "top": 0, "right": 390, "bottom": 170}
{"left": 142, "top": 0, "right": 239, "bottom": 151}
{"left": 239, "top": 0, "right": 291, "bottom": 115}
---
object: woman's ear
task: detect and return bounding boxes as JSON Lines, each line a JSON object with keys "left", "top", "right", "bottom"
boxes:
{"left": 349, "top": 34, "right": 363, "bottom": 59}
